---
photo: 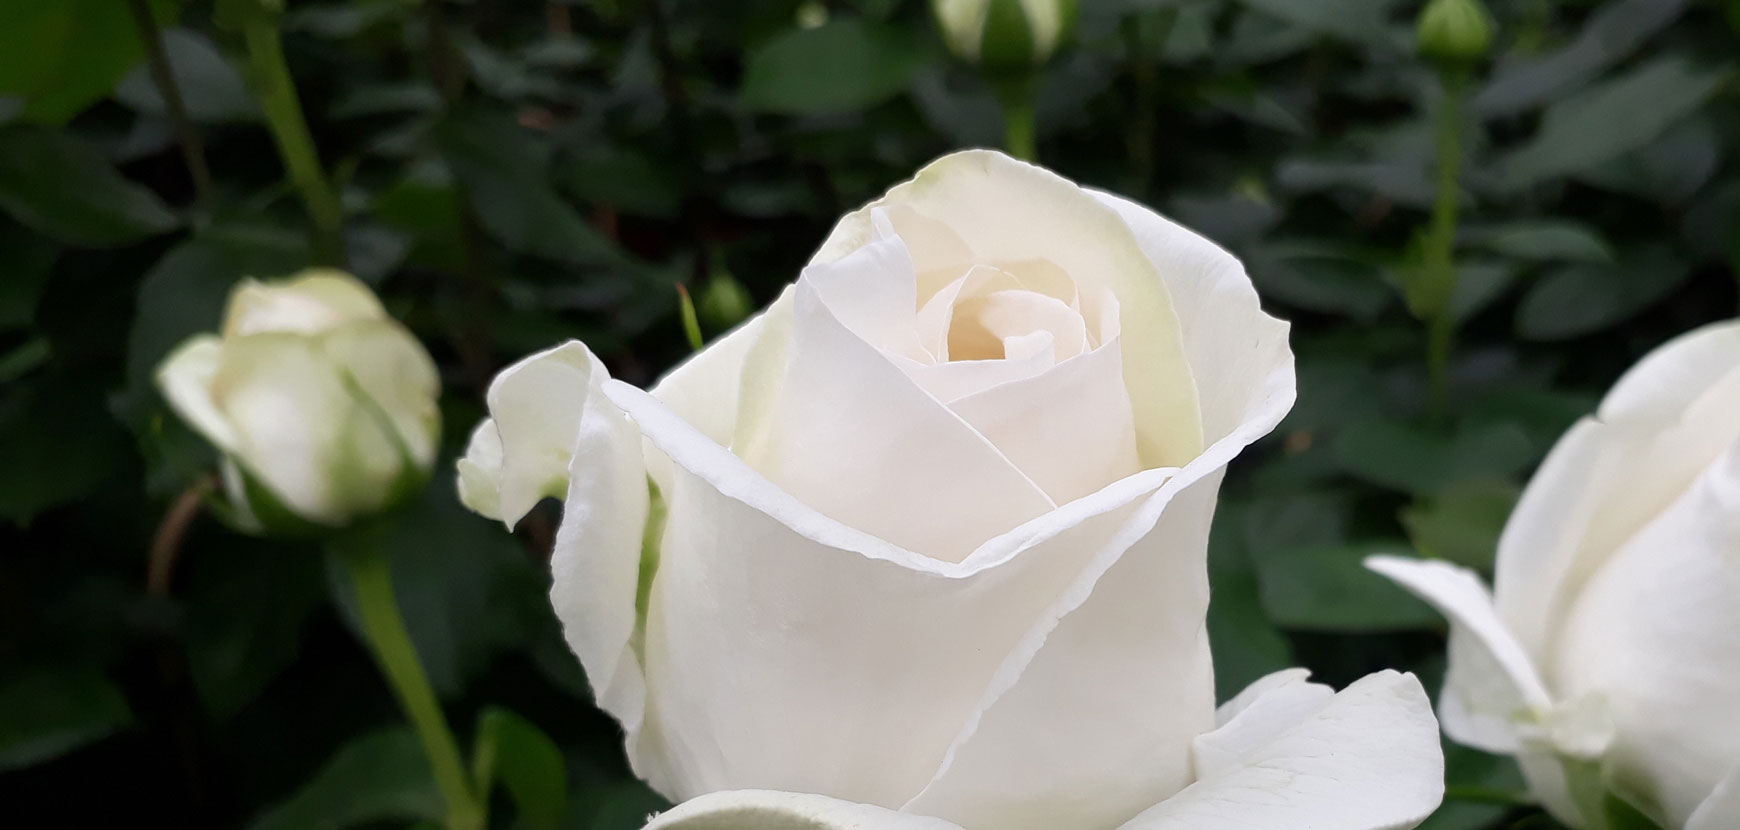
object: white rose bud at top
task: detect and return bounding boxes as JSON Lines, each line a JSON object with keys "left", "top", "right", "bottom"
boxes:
{"left": 157, "top": 269, "right": 440, "bottom": 533}
{"left": 1370, "top": 319, "right": 1740, "bottom": 830}
{"left": 459, "top": 150, "right": 1444, "bottom": 829}
{"left": 933, "top": 0, "right": 1075, "bottom": 73}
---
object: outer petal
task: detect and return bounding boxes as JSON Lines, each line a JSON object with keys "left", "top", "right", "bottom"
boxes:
{"left": 814, "top": 150, "right": 1205, "bottom": 469}
{"left": 1687, "top": 760, "right": 1740, "bottom": 830}
{"left": 650, "top": 303, "right": 778, "bottom": 448}
{"left": 544, "top": 348, "right": 652, "bottom": 779}
{"left": 1193, "top": 669, "right": 1331, "bottom": 779}
{"left": 1550, "top": 441, "right": 1740, "bottom": 827}
{"left": 212, "top": 333, "right": 400, "bottom": 524}
{"left": 222, "top": 269, "right": 386, "bottom": 337}
{"left": 1117, "top": 671, "right": 1445, "bottom": 830}
{"left": 459, "top": 342, "right": 601, "bottom": 528}
{"left": 607, "top": 379, "right": 1190, "bottom": 808}
{"left": 644, "top": 790, "right": 963, "bottom": 830}
{"left": 321, "top": 320, "right": 442, "bottom": 469}
{"left": 455, "top": 420, "right": 504, "bottom": 520}
{"left": 900, "top": 472, "right": 1216, "bottom": 829}
{"left": 156, "top": 334, "right": 239, "bottom": 453}
{"left": 1364, "top": 556, "right": 1553, "bottom": 754}
{"left": 1497, "top": 320, "right": 1740, "bottom": 658}
{"left": 1088, "top": 190, "right": 1294, "bottom": 445}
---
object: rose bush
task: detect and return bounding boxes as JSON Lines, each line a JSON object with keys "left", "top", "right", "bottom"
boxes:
{"left": 460, "top": 150, "right": 1444, "bottom": 829}
{"left": 157, "top": 269, "right": 441, "bottom": 532}
{"left": 1371, "top": 319, "right": 1740, "bottom": 830}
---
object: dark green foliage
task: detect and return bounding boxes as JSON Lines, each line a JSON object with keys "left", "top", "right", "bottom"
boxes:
{"left": 2, "top": 0, "right": 1735, "bottom": 827}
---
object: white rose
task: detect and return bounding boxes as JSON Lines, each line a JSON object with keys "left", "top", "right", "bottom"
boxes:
{"left": 460, "top": 150, "right": 1444, "bottom": 829}
{"left": 1370, "top": 319, "right": 1740, "bottom": 829}
{"left": 157, "top": 269, "right": 441, "bottom": 531}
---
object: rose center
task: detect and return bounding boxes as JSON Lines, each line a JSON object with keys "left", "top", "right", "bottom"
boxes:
{"left": 946, "top": 289, "right": 1086, "bottom": 362}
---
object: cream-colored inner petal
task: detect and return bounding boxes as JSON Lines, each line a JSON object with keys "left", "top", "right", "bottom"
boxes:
{"left": 947, "top": 290, "right": 1085, "bottom": 362}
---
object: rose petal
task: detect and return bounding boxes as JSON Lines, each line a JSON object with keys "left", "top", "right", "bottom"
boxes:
{"left": 900, "top": 339, "right": 1056, "bottom": 404}
{"left": 455, "top": 420, "right": 504, "bottom": 520}
{"left": 1551, "top": 441, "right": 1740, "bottom": 827}
{"left": 321, "top": 320, "right": 441, "bottom": 468}
{"left": 901, "top": 473, "right": 1215, "bottom": 829}
{"left": 816, "top": 150, "right": 1205, "bottom": 469}
{"left": 212, "top": 333, "right": 398, "bottom": 524}
{"left": 945, "top": 337, "right": 1139, "bottom": 505}
{"left": 1364, "top": 555, "right": 1553, "bottom": 755}
{"left": 1688, "top": 760, "right": 1740, "bottom": 830}
{"left": 1498, "top": 320, "right": 1740, "bottom": 658}
{"left": 946, "top": 290, "right": 1086, "bottom": 362}
{"left": 1486, "top": 417, "right": 1612, "bottom": 660}
{"left": 1115, "top": 670, "right": 1445, "bottom": 830}
{"left": 650, "top": 301, "right": 779, "bottom": 448}
{"left": 461, "top": 342, "right": 601, "bottom": 528}
{"left": 543, "top": 347, "right": 652, "bottom": 784}
{"left": 644, "top": 790, "right": 963, "bottom": 830}
{"left": 222, "top": 270, "right": 385, "bottom": 337}
{"left": 1088, "top": 190, "right": 1293, "bottom": 449}
{"left": 913, "top": 265, "right": 1020, "bottom": 363}
{"left": 156, "top": 334, "right": 239, "bottom": 453}
{"left": 603, "top": 381, "right": 1184, "bottom": 807}
{"left": 745, "top": 275, "right": 1055, "bottom": 562}
{"left": 801, "top": 227, "right": 927, "bottom": 361}
{"left": 1193, "top": 669, "right": 1333, "bottom": 780}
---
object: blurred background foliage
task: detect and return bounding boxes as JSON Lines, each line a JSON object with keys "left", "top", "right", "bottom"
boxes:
{"left": 1, "top": 0, "right": 1736, "bottom": 827}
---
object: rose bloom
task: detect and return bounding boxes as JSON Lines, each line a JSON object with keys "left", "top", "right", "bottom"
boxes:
{"left": 158, "top": 269, "right": 440, "bottom": 532}
{"left": 462, "top": 151, "right": 1443, "bottom": 829}
{"left": 1372, "top": 319, "right": 1740, "bottom": 830}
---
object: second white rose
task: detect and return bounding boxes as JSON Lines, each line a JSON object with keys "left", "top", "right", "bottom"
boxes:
{"left": 1372, "top": 319, "right": 1740, "bottom": 829}
{"left": 461, "top": 150, "right": 1443, "bottom": 828}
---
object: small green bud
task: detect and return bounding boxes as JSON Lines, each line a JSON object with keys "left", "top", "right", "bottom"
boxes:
{"left": 1416, "top": 0, "right": 1493, "bottom": 63}
{"left": 795, "top": 1, "right": 828, "bottom": 29}
{"left": 698, "top": 273, "right": 755, "bottom": 333}
{"left": 933, "top": 0, "right": 1078, "bottom": 75}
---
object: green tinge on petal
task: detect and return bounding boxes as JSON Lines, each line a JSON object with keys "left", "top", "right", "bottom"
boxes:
{"left": 321, "top": 319, "right": 443, "bottom": 471}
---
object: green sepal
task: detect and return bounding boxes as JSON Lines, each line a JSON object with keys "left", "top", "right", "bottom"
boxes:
{"left": 977, "top": 0, "right": 1039, "bottom": 76}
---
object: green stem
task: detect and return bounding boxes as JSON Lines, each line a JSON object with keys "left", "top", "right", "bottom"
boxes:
{"left": 242, "top": 17, "right": 346, "bottom": 266}
{"left": 995, "top": 77, "right": 1038, "bottom": 162}
{"left": 1426, "top": 310, "right": 1455, "bottom": 419}
{"left": 126, "top": 0, "right": 215, "bottom": 215}
{"left": 333, "top": 532, "right": 483, "bottom": 830}
{"left": 1121, "top": 9, "right": 1175, "bottom": 195}
{"left": 1423, "top": 67, "right": 1466, "bottom": 419}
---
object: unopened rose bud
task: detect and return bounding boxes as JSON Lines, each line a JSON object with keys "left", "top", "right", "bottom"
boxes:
{"left": 697, "top": 273, "right": 754, "bottom": 333}
{"left": 933, "top": 0, "right": 1076, "bottom": 75}
{"left": 156, "top": 269, "right": 440, "bottom": 534}
{"left": 1416, "top": 0, "right": 1493, "bottom": 63}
